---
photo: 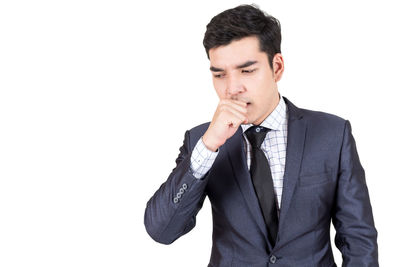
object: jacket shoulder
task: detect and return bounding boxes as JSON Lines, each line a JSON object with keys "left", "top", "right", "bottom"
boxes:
{"left": 284, "top": 96, "right": 347, "bottom": 128}
{"left": 189, "top": 121, "right": 211, "bottom": 133}
{"left": 301, "top": 107, "right": 346, "bottom": 124}
{"left": 185, "top": 122, "right": 210, "bottom": 148}
{"left": 299, "top": 107, "right": 348, "bottom": 138}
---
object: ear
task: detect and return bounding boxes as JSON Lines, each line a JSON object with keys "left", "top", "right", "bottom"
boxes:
{"left": 272, "top": 53, "right": 284, "bottom": 82}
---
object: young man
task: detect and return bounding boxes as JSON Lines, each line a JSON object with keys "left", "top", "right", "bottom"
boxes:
{"left": 145, "top": 4, "right": 378, "bottom": 266}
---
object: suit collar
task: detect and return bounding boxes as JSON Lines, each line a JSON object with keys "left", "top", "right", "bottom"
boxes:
{"left": 277, "top": 97, "right": 307, "bottom": 243}
{"left": 282, "top": 95, "right": 304, "bottom": 121}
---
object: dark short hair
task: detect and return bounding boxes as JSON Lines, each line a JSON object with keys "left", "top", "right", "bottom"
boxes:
{"left": 203, "top": 4, "right": 281, "bottom": 69}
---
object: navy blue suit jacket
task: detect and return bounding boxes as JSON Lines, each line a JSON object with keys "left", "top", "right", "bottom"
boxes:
{"left": 144, "top": 97, "right": 378, "bottom": 266}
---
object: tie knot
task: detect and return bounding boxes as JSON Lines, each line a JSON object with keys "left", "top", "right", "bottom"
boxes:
{"left": 245, "top": 125, "right": 270, "bottom": 148}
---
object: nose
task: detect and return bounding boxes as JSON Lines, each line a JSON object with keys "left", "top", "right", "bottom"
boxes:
{"left": 226, "top": 73, "right": 244, "bottom": 98}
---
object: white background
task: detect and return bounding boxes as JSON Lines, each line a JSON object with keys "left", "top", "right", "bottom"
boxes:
{"left": 0, "top": 0, "right": 399, "bottom": 266}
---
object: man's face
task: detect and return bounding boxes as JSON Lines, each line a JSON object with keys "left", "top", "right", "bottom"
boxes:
{"left": 209, "top": 36, "right": 284, "bottom": 125}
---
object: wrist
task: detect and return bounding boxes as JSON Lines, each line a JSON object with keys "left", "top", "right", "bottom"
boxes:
{"left": 202, "top": 134, "right": 219, "bottom": 152}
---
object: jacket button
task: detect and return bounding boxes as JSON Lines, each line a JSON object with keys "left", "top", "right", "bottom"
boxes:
{"left": 269, "top": 255, "right": 277, "bottom": 264}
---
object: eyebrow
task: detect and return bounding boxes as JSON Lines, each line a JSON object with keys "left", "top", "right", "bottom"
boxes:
{"left": 210, "top": 60, "right": 258, "bottom": 72}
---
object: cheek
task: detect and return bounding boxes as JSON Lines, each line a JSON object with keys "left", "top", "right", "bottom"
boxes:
{"left": 254, "top": 73, "right": 274, "bottom": 93}
{"left": 246, "top": 72, "right": 266, "bottom": 86}
{"left": 256, "top": 71, "right": 272, "bottom": 85}
{"left": 244, "top": 78, "right": 264, "bottom": 97}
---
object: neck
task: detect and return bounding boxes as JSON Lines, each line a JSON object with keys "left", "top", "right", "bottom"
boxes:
{"left": 253, "top": 92, "right": 280, "bottom": 125}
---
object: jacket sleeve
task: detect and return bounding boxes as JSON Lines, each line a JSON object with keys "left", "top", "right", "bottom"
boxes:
{"left": 332, "top": 120, "right": 379, "bottom": 266}
{"left": 144, "top": 130, "right": 210, "bottom": 244}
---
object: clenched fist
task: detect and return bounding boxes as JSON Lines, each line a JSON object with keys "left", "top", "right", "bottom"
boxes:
{"left": 202, "top": 99, "right": 248, "bottom": 152}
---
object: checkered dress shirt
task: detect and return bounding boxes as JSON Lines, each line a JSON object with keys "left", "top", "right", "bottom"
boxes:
{"left": 190, "top": 95, "right": 288, "bottom": 212}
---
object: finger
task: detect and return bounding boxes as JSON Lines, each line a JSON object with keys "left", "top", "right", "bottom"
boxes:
{"left": 226, "top": 115, "right": 245, "bottom": 128}
{"left": 227, "top": 106, "right": 247, "bottom": 122}
{"left": 231, "top": 99, "right": 248, "bottom": 106}
{"left": 220, "top": 100, "right": 248, "bottom": 115}
{"left": 223, "top": 108, "right": 248, "bottom": 126}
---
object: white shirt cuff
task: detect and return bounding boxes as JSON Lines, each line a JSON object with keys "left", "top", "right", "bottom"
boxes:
{"left": 190, "top": 136, "right": 219, "bottom": 179}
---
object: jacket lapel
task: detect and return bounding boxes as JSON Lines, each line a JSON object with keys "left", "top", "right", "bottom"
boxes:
{"left": 223, "top": 96, "right": 307, "bottom": 246}
{"left": 277, "top": 97, "right": 307, "bottom": 233}
{"left": 224, "top": 129, "right": 269, "bottom": 240}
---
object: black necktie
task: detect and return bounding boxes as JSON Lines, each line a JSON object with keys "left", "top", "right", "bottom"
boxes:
{"left": 245, "top": 125, "right": 279, "bottom": 246}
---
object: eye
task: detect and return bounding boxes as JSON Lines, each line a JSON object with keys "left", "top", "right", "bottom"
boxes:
{"left": 214, "top": 73, "right": 225, "bottom": 78}
{"left": 242, "top": 68, "right": 257, "bottom": 74}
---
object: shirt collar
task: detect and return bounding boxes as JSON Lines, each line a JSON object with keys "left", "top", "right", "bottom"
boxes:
{"left": 240, "top": 93, "right": 287, "bottom": 133}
